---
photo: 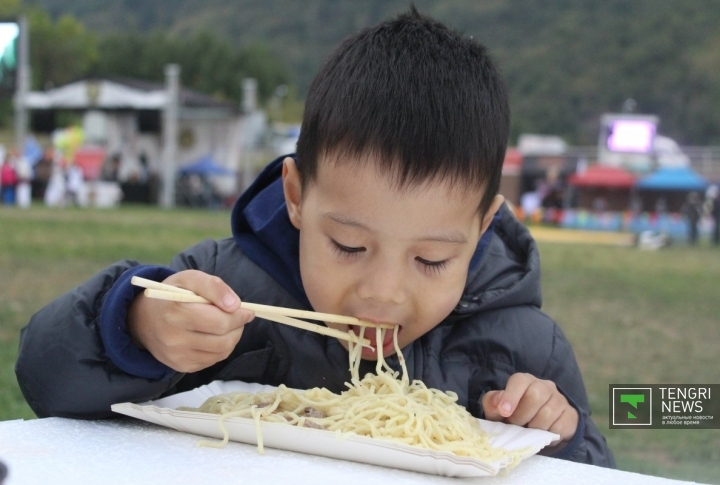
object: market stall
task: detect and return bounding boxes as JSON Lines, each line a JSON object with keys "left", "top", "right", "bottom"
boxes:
{"left": 635, "top": 166, "right": 709, "bottom": 213}
{"left": 567, "top": 164, "right": 637, "bottom": 212}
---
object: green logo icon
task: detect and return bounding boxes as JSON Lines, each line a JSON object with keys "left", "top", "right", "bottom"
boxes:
{"left": 620, "top": 394, "right": 645, "bottom": 418}
{"left": 612, "top": 387, "right": 652, "bottom": 426}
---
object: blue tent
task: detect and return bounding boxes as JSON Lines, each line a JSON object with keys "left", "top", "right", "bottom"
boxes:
{"left": 636, "top": 167, "right": 709, "bottom": 191}
{"left": 179, "top": 156, "right": 235, "bottom": 176}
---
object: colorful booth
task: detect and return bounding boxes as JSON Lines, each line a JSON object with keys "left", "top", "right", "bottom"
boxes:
{"left": 567, "top": 165, "right": 636, "bottom": 212}
{"left": 635, "top": 166, "right": 709, "bottom": 213}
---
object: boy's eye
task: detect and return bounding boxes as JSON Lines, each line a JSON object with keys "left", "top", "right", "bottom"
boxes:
{"left": 415, "top": 257, "right": 449, "bottom": 275}
{"left": 331, "top": 240, "right": 365, "bottom": 257}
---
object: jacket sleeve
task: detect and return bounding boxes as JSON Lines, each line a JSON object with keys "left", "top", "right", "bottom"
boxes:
{"left": 15, "top": 240, "right": 220, "bottom": 419}
{"left": 539, "top": 324, "right": 616, "bottom": 468}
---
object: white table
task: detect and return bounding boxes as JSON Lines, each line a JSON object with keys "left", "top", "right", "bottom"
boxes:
{"left": 0, "top": 418, "right": 704, "bottom": 485}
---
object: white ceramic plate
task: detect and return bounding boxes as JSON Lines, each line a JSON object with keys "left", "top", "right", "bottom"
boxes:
{"left": 112, "top": 380, "right": 559, "bottom": 478}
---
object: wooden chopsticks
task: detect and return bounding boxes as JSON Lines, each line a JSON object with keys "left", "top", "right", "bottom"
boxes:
{"left": 130, "top": 276, "right": 390, "bottom": 348}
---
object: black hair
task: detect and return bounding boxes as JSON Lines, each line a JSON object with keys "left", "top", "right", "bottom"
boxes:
{"left": 295, "top": 6, "right": 510, "bottom": 215}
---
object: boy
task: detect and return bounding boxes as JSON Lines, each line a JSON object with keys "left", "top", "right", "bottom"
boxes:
{"left": 16, "top": 8, "right": 614, "bottom": 466}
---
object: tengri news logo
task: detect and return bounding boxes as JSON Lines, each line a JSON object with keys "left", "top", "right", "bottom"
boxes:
{"left": 610, "top": 384, "right": 719, "bottom": 429}
{"left": 612, "top": 387, "right": 652, "bottom": 426}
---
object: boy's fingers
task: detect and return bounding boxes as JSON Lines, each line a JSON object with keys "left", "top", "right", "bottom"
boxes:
{"left": 167, "top": 271, "right": 242, "bottom": 313}
{"left": 495, "top": 373, "right": 536, "bottom": 419}
{"left": 189, "top": 326, "right": 245, "bottom": 357}
{"left": 523, "top": 387, "right": 564, "bottom": 429}
{"left": 550, "top": 406, "right": 579, "bottom": 442}
{"left": 481, "top": 390, "right": 506, "bottom": 421}
{"left": 159, "top": 325, "right": 246, "bottom": 372}
{"left": 185, "top": 308, "right": 255, "bottom": 335}
{"left": 532, "top": 393, "right": 578, "bottom": 442}
{"left": 199, "top": 275, "right": 242, "bottom": 312}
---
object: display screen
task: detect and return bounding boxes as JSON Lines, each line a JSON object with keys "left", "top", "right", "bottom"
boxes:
{"left": 0, "top": 21, "right": 19, "bottom": 92}
{"left": 605, "top": 119, "right": 656, "bottom": 153}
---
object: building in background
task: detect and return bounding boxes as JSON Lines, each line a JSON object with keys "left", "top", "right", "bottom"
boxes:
{"left": 22, "top": 76, "right": 267, "bottom": 205}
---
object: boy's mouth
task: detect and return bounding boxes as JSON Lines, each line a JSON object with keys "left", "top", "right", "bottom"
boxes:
{"left": 348, "top": 322, "right": 400, "bottom": 357}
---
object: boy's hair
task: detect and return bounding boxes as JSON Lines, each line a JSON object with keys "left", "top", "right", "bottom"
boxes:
{"left": 296, "top": 6, "right": 510, "bottom": 215}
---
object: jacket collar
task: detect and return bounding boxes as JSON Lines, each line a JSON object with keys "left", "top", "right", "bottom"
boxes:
{"left": 231, "top": 156, "right": 311, "bottom": 308}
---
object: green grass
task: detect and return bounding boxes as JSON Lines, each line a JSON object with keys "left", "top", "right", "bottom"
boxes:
{"left": 1, "top": 206, "right": 719, "bottom": 483}
{"left": 538, "top": 240, "right": 720, "bottom": 484}
{"left": 0, "top": 204, "right": 232, "bottom": 421}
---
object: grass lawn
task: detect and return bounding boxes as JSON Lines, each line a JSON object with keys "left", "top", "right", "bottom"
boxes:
{"left": 537, "top": 238, "right": 720, "bottom": 484}
{"left": 0, "top": 205, "right": 232, "bottom": 420}
{"left": 1, "top": 205, "right": 719, "bottom": 483}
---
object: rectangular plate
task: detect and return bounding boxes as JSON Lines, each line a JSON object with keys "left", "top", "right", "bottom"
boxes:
{"left": 112, "top": 380, "right": 559, "bottom": 478}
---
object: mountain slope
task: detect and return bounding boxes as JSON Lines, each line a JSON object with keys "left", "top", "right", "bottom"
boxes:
{"left": 26, "top": 0, "right": 720, "bottom": 144}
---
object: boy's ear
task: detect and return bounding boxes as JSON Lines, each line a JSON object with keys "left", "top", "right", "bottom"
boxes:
{"left": 282, "top": 157, "right": 303, "bottom": 229}
{"left": 479, "top": 195, "right": 505, "bottom": 235}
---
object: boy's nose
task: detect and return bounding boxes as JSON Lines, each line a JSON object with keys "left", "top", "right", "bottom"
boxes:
{"left": 356, "top": 260, "right": 407, "bottom": 305}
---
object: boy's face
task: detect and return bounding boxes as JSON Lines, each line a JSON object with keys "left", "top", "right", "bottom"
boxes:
{"left": 283, "top": 156, "right": 502, "bottom": 360}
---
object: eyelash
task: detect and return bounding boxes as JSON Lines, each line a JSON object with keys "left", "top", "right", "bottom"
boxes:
{"left": 331, "top": 240, "right": 365, "bottom": 259}
{"left": 415, "top": 257, "right": 450, "bottom": 276}
{"left": 331, "top": 240, "right": 449, "bottom": 275}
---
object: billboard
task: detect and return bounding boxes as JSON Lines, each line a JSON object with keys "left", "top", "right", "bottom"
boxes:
{"left": 605, "top": 118, "right": 656, "bottom": 153}
{"left": 598, "top": 113, "right": 659, "bottom": 173}
{"left": 0, "top": 20, "right": 19, "bottom": 93}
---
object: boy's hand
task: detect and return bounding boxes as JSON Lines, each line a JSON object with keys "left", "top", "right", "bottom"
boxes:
{"left": 481, "top": 373, "right": 579, "bottom": 449}
{"left": 127, "top": 270, "right": 254, "bottom": 373}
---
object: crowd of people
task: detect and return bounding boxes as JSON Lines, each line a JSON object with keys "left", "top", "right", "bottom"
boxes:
{"left": 0, "top": 145, "right": 87, "bottom": 208}
{"left": 518, "top": 172, "right": 720, "bottom": 247}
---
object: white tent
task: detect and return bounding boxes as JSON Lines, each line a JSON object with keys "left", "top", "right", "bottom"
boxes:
{"left": 24, "top": 79, "right": 167, "bottom": 110}
{"left": 23, "top": 77, "right": 247, "bottom": 193}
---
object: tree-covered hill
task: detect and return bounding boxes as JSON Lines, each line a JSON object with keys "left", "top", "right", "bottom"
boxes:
{"left": 24, "top": 0, "right": 720, "bottom": 145}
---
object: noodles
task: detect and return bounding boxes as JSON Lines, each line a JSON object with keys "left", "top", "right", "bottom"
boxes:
{"left": 184, "top": 325, "right": 525, "bottom": 464}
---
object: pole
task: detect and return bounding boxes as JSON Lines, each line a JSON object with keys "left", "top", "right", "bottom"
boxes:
{"left": 160, "top": 64, "right": 180, "bottom": 208}
{"left": 241, "top": 78, "right": 258, "bottom": 191}
{"left": 13, "top": 15, "right": 29, "bottom": 151}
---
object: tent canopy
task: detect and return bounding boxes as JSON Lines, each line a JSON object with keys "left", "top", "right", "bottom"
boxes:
{"left": 636, "top": 166, "right": 708, "bottom": 191}
{"left": 24, "top": 77, "right": 235, "bottom": 114}
{"left": 178, "top": 156, "right": 235, "bottom": 176}
{"left": 568, "top": 165, "right": 636, "bottom": 188}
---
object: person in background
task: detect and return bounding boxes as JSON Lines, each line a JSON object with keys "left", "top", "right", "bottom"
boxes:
{"left": 681, "top": 191, "right": 703, "bottom": 245}
{"left": 705, "top": 185, "right": 720, "bottom": 246}
{"left": 520, "top": 188, "right": 541, "bottom": 224}
{"left": 44, "top": 156, "right": 66, "bottom": 207}
{"left": 64, "top": 164, "right": 85, "bottom": 206}
{"left": 0, "top": 155, "right": 18, "bottom": 205}
{"left": 31, "top": 149, "right": 54, "bottom": 201}
{"left": 591, "top": 195, "right": 608, "bottom": 215}
{"left": 629, "top": 193, "right": 642, "bottom": 217}
{"left": 138, "top": 152, "right": 150, "bottom": 183}
{"left": 15, "top": 152, "right": 33, "bottom": 209}
{"left": 654, "top": 196, "right": 668, "bottom": 216}
{"left": 101, "top": 153, "right": 122, "bottom": 182}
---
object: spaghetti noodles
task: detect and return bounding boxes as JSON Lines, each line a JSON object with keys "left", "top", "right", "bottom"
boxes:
{"left": 184, "top": 326, "right": 524, "bottom": 464}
